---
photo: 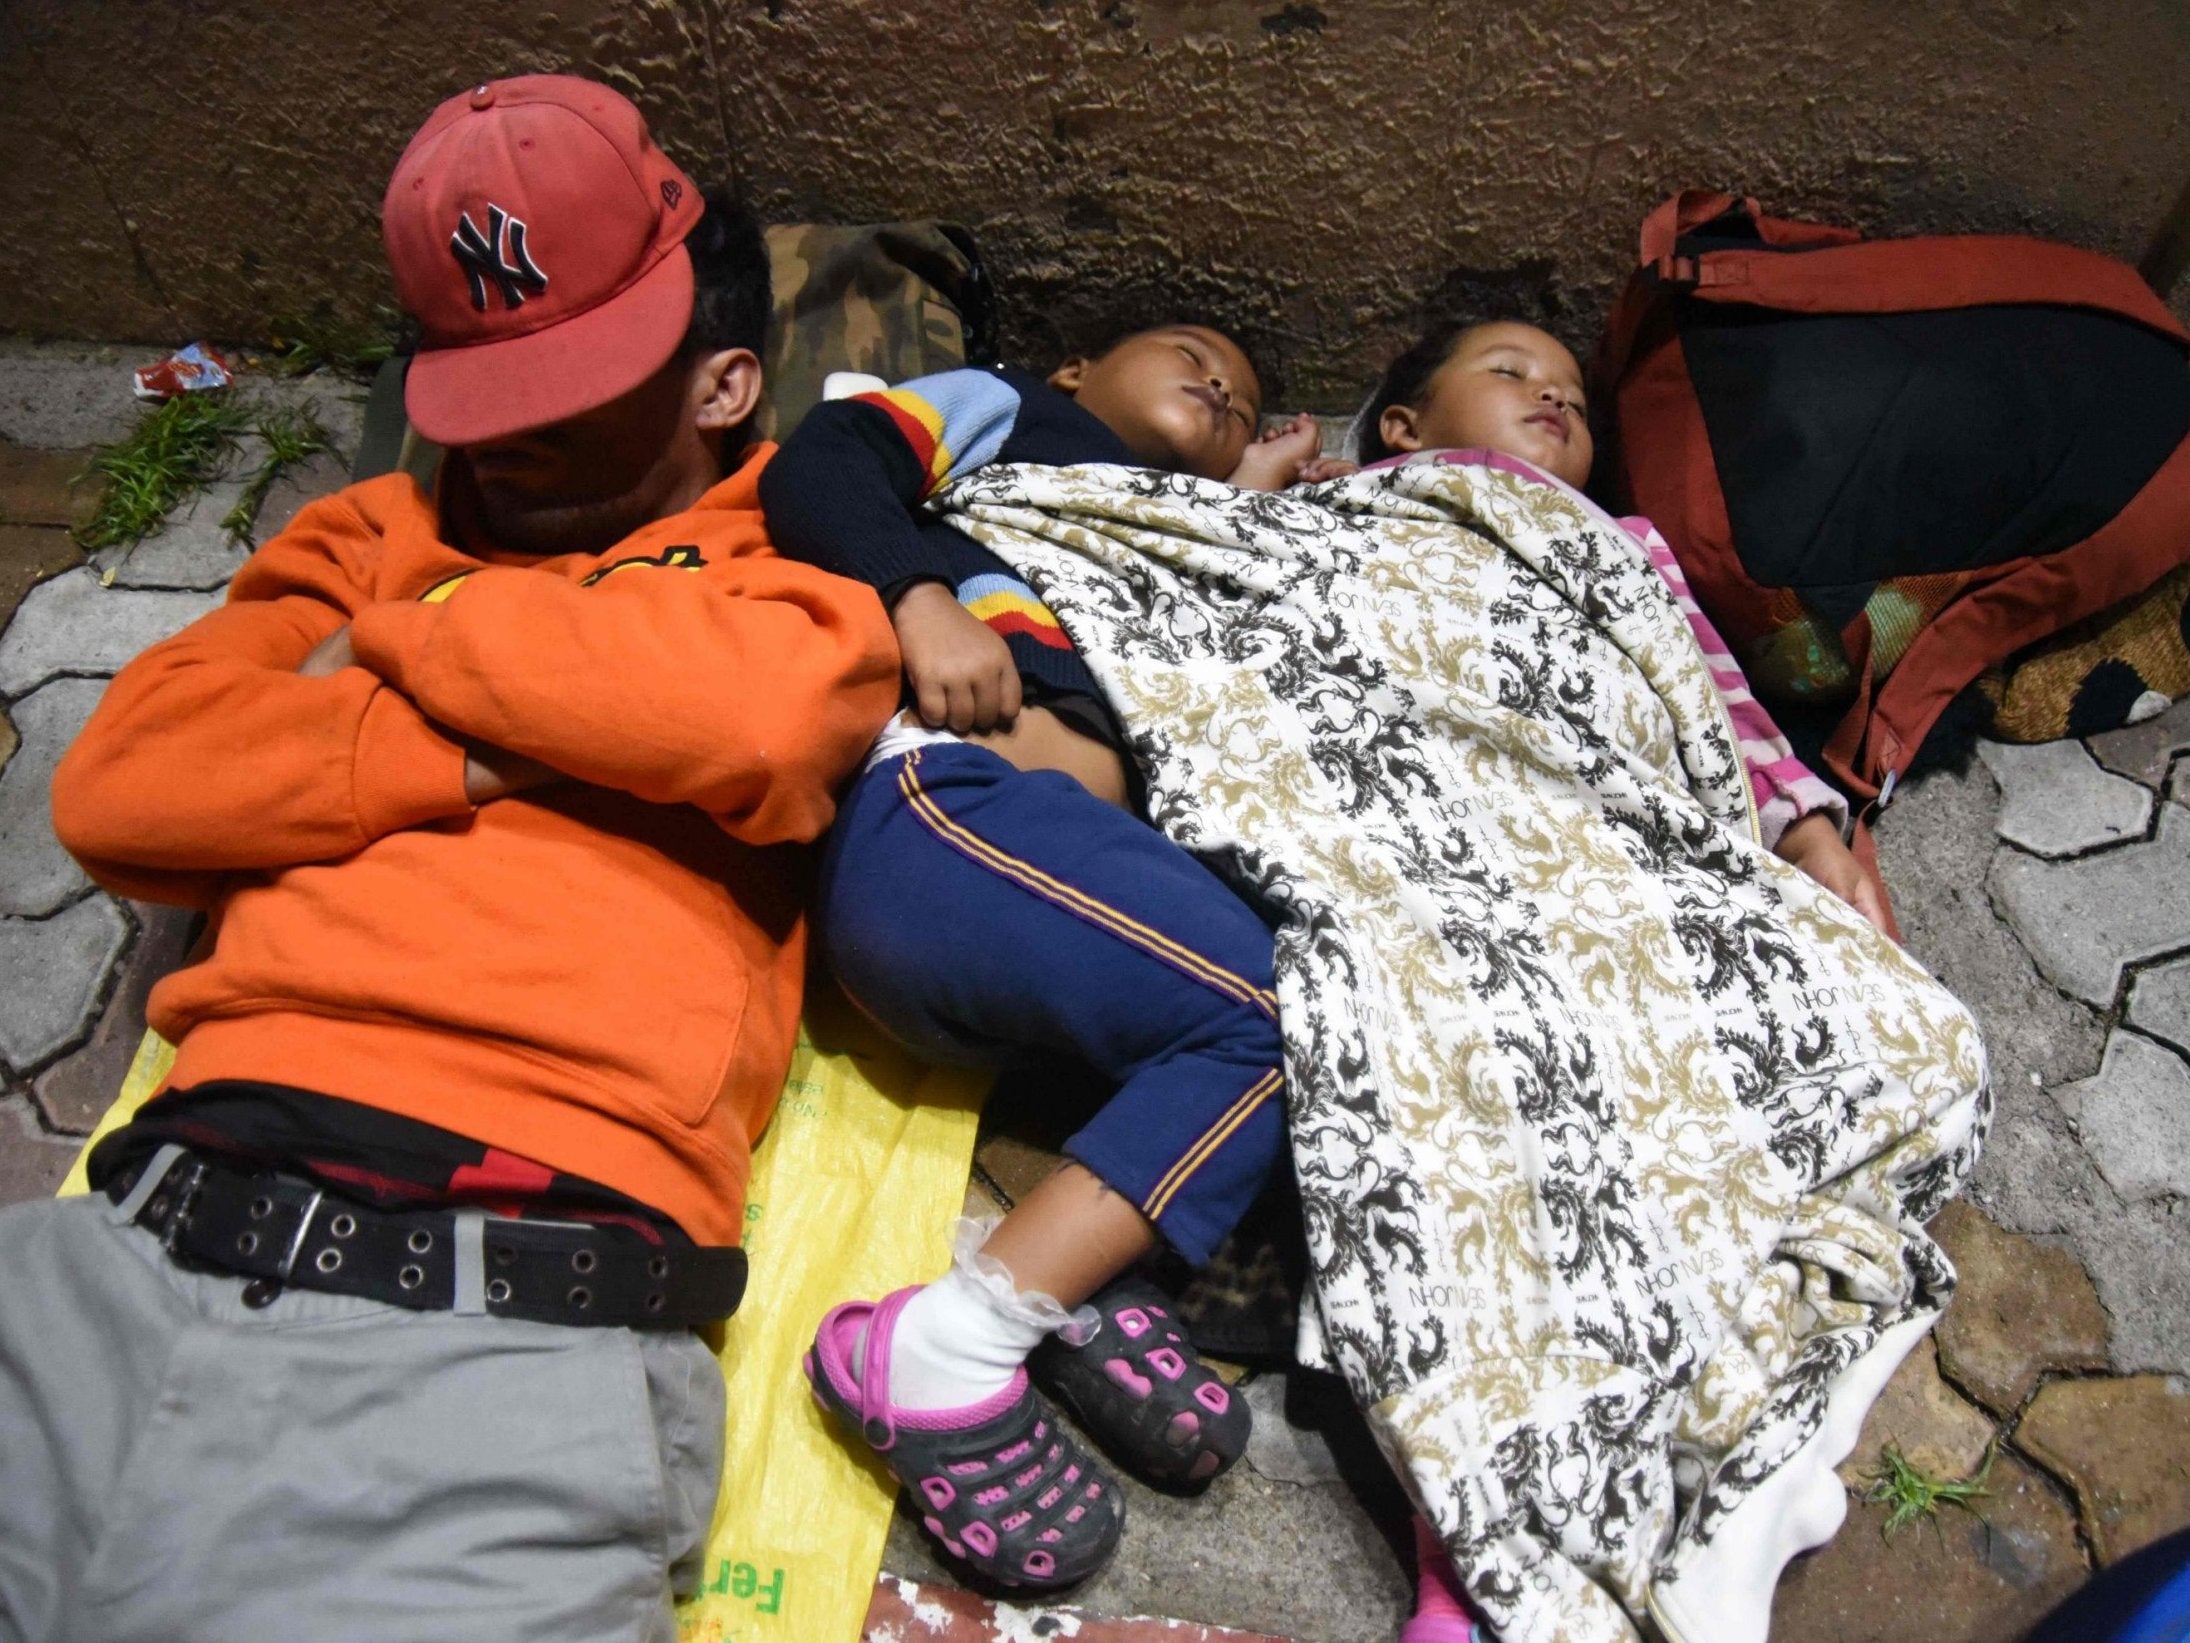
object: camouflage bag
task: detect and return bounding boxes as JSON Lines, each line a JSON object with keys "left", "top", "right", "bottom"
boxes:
{"left": 754, "top": 221, "right": 998, "bottom": 443}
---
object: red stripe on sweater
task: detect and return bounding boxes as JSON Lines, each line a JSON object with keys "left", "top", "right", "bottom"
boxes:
{"left": 860, "top": 395, "right": 943, "bottom": 497}
{"left": 983, "top": 610, "right": 1076, "bottom": 649}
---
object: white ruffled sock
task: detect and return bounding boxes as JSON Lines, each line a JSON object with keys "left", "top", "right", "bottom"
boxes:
{"left": 858, "top": 1217, "right": 1099, "bottom": 1412}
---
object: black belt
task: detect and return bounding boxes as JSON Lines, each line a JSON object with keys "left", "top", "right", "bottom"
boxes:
{"left": 105, "top": 1145, "right": 746, "bottom": 1329}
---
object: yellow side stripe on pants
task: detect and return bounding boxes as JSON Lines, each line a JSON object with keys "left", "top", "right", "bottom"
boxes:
{"left": 1140, "top": 1067, "right": 1282, "bottom": 1221}
{"left": 895, "top": 752, "right": 1279, "bottom": 1019}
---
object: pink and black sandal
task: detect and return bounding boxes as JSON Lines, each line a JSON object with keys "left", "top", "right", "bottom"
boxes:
{"left": 805, "top": 1287, "right": 1125, "bottom": 1590}
{"left": 1030, "top": 1274, "right": 1250, "bottom": 1491}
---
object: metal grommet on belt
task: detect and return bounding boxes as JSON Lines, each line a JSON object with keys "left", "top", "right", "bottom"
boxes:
{"left": 568, "top": 1285, "right": 592, "bottom": 1309}
{"left": 315, "top": 1248, "right": 343, "bottom": 1275}
{"left": 485, "top": 1278, "right": 512, "bottom": 1305}
{"left": 248, "top": 1196, "right": 274, "bottom": 1220}
{"left": 398, "top": 1264, "right": 425, "bottom": 1290}
{"left": 408, "top": 1229, "right": 434, "bottom": 1254}
{"left": 571, "top": 1248, "right": 596, "bottom": 1274}
{"left": 329, "top": 1213, "right": 357, "bottom": 1240}
{"left": 237, "top": 1231, "right": 260, "bottom": 1256}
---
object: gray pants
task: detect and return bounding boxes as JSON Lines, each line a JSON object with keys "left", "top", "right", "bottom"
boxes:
{"left": 0, "top": 1195, "right": 725, "bottom": 1643}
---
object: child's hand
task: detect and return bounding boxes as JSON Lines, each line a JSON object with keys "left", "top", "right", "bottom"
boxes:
{"left": 1296, "top": 456, "right": 1359, "bottom": 484}
{"left": 892, "top": 581, "right": 1023, "bottom": 732}
{"left": 1227, "top": 412, "right": 1325, "bottom": 492}
{"left": 1774, "top": 811, "right": 1890, "bottom": 933}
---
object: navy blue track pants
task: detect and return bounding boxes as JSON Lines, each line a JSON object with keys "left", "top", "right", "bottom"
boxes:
{"left": 817, "top": 742, "right": 1285, "bottom": 1267}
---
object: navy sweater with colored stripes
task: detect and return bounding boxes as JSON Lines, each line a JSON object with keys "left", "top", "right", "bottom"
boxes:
{"left": 758, "top": 367, "right": 1130, "bottom": 719}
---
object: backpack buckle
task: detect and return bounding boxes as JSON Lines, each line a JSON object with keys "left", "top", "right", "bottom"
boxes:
{"left": 1646, "top": 254, "right": 1702, "bottom": 289}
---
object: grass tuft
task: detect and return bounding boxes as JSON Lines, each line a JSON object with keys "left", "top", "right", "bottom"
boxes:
{"left": 221, "top": 406, "right": 334, "bottom": 543}
{"left": 1857, "top": 1441, "right": 1995, "bottom": 1538}
{"left": 76, "top": 393, "right": 255, "bottom": 551}
{"left": 264, "top": 305, "right": 398, "bottom": 380}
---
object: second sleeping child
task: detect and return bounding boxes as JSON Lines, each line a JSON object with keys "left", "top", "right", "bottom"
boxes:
{"left": 761, "top": 326, "right": 1328, "bottom": 1590}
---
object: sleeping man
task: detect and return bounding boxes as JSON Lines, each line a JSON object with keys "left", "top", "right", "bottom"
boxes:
{"left": 3, "top": 74, "right": 897, "bottom": 1643}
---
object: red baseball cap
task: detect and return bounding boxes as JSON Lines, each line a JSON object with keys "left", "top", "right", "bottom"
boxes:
{"left": 383, "top": 75, "right": 704, "bottom": 447}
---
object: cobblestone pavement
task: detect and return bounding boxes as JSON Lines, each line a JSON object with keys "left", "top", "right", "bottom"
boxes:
{"left": 3, "top": 336, "right": 2187, "bottom": 1642}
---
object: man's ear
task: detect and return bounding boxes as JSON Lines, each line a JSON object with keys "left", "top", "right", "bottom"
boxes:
{"left": 1378, "top": 403, "right": 1424, "bottom": 454}
{"left": 1046, "top": 357, "right": 1090, "bottom": 397}
{"left": 692, "top": 348, "right": 764, "bottom": 433}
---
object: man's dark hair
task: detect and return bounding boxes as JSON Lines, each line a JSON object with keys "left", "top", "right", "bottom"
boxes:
{"left": 1355, "top": 319, "right": 1478, "bottom": 465}
{"left": 681, "top": 191, "right": 771, "bottom": 360}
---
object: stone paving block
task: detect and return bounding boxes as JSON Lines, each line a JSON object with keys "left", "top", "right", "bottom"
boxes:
{"left": 2017, "top": 1376, "right": 2190, "bottom": 1564}
{"left": 0, "top": 441, "right": 102, "bottom": 530}
{"left": 1242, "top": 1371, "right": 1346, "bottom": 1485}
{"left": 250, "top": 449, "right": 353, "bottom": 544}
{"left": 0, "top": 568, "right": 218, "bottom": 698}
{"left": 1989, "top": 798, "right": 2190, "bottom": 1006}
{"left": 0, "top": 522, "right": 84, "bottom": 634}
{"left": 2128, "top": 956, "right": 2190, "bottom": 1054}
{"left": 864, "top": 1574, "right": 1300, "bottom": 1641}
{"left": 2089, "top": 694, "right": 2190, "bottom": 788}
{"left": 1930, "top": 1200, "right": 2110, "bottom": 1414}
{"left": 110, "top": 477, "right": 254, "bottom": 591}
{"left": 238, "top": 380, "right": 368, "bottom": 476}
{"left": 32, "top": 902, "right": 195, "bottom": 1136}
{"left": 1772, "top": 1450, "right": 2084, "bottom": 1643}
{"left": 0, "top": 677, "right": 105, "bottom": 916}
{"left": 0, "top": 1091, "right": 79, "bottom": 1208}
{"left": 2073, "top": 1199, "right": 2190, "bottom": 1382}
{"left": 0, "top": 341, "right": 146, "bottom": 451}
{"left": 1872, "top": 761, "right": 2110, "bottom": 1205}
{"left": 1838, "top": 1335, "right": 1999, "bottom": 1483}
{"left": 1977, "top": 738, "right": 2153, "bottom": 858}
{"left": 2052, "top": 1031, "right": 2190, "bottom": 1204}
{"left": 0, "top": 894, "right": 130, "bottom": 1073}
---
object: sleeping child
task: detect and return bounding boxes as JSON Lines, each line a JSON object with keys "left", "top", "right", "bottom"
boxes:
{"left": 1354, "top": 317, "right": 1885, "bottom": 932}
{"left": 761, "top": 325, "right": 1323, "bottom": 1590}
{"left": 1350, "top": 316, "right": 1887, "bottom": 1643}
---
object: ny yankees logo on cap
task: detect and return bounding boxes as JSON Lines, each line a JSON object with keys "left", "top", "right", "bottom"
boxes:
{"left": 387, "top": 76, "right": 704, "bottom": 446}
{"left": 450, "top": 205, "right": 549, "bottom": 311}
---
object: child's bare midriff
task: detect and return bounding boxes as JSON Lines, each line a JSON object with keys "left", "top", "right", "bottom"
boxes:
{"left": 963, "top": 704, "right": 1132, "bottom": 808}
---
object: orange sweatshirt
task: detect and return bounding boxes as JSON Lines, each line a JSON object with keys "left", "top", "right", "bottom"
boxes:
{"left": 50, "top": 451, "right": 899, "bottom": 1246}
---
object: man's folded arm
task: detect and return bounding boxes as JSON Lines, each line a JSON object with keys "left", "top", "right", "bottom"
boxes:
{"left": 347, "top": 556, "right": 900, "bottom": 844}
{"left": 51, "top": 583, "right": 473, "bottom": 908}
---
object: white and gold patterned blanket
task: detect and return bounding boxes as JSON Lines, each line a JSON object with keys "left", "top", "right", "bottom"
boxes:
{"left": 938, "top": 459, "right": 1989, "bottom": 1643}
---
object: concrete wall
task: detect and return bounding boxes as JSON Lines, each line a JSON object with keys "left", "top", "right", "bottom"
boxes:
{"left": 5, "top": 0, "right": 2188, "bottom": 404}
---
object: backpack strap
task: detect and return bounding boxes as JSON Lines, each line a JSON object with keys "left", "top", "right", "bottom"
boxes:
{"left": 1598, "top": 191, "right": 1871, "bottom": 391}
{"left": 1670, "top": 234, "right": 2189, "bottom": 338}
{"left": 1856, "top": 430, "right": 2190, "bottom": 798}
{"left": 1636, "top": 190, "right": 1860, "bottom": 280}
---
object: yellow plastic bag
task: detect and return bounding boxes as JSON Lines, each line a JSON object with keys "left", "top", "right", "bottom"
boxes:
{"left": 62, "top": 989, "right": 984, "bottom": 1643}
{"left": 679, "top": 991, "right": 984, "bottom": 1642}
{"left": 56, "top": 1029, "right": 174, "bottom": 1196}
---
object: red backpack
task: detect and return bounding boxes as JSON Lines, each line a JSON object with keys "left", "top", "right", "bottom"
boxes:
{"left": 1598, "top": 190, "right": 2190, "bottom": 808}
